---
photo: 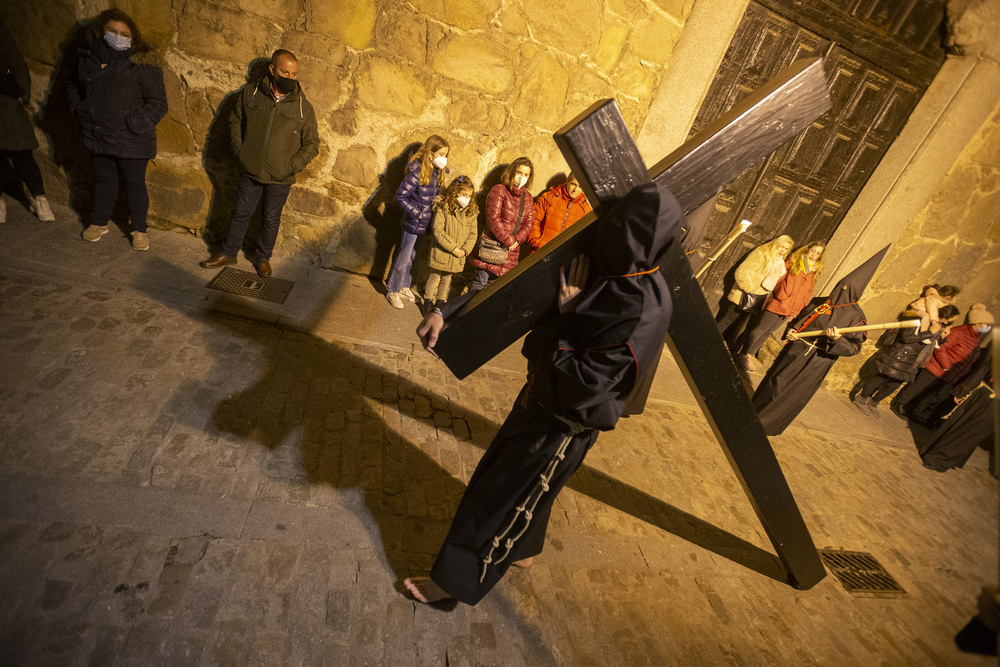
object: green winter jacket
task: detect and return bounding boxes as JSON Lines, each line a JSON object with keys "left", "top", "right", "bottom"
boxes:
{"left": 427, "top": 203, "right": 478, "bottom": 274}
{"left": 230, "top": 77, "right": 319, "bottom": 185}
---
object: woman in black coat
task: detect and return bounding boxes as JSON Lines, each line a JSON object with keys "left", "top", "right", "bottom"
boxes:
{"left": 852, "top": 304, "right": 960, "bottom": 416}
{"left": 0, "top": 23, "right": 54, "bottom": 222}
{"left": 68, "top": 9, "right": 167, "bottom": 251}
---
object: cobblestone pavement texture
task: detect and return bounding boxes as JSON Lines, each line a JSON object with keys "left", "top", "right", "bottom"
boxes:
{"left": 0, "top": 199, "right": 996, "bottom": 665}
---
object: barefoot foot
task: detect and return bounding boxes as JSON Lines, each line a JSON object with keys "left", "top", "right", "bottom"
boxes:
{"left": 403, "top": 576, "right": 457, "bottom": 610}
{"left": 512, "top": 557, "right": 534, "bottom": 569}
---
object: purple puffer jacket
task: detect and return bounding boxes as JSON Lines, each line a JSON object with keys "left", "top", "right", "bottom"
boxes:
{"left": 395, "top": 160, "right": 445, "bottom": 235}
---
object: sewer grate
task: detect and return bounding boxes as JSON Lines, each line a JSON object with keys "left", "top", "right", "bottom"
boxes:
{"left": 819, "top": 549, "right": 907, "bottom": 597}
{"left": 205, "top": 267, "right": 294, "bottom": 304}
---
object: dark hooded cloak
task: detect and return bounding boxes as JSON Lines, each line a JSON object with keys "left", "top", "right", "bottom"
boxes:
{"left": 751, "top": 246, "right": 889, "bottom": 435}
{"left": 921, "top": 339, "right": 994, "bottom": 472}
{"left": 429, "top": 182, "right": 681, "bottom": 605}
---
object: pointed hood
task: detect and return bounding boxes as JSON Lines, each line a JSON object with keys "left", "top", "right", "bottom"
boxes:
{"left": 826, "top": 245, "right": 889, "bottom": 306}
{"left": 592, "top": 182, "right": 681, "bottom": 276}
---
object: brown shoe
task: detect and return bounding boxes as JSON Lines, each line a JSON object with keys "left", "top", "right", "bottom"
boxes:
{"left": 255, "top": 260, "right": 272, "bottom": 278}
{"left": 200, "top": 254, "right": 237, "bottom": 269}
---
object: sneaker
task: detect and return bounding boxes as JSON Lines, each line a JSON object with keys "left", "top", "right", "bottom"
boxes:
{"left": 386, "top": 291, "right": 405, "bottom": 309}
{"left": 0, "top": 196, "right": 6, "bottom": 223}
{"left": 865, "top": 400, "right": 881, "bottom": 419}
{"left": 82, "top": 225, "right": 109, "bottom": 242}
{"left": 29, "top": 195, "right": 55, "bottom": 222}
{"left": 400, "top": 287, "right": 418, "bottom": 303}
{"left": 851, "top": 394, "right": 870, "bottom": 413}
{"left": 130, "top": 231, "right": 149, "bottom": 251}
{"left": 736, "top": 354, "right": 753, "bottom": 372}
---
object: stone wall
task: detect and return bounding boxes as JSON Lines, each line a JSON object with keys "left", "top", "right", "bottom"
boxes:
{"left": 824, "top": 97, "right": 1000, "bottom": 391}
{"left": 2, "top": 0, "right": 691, "bottom": 275}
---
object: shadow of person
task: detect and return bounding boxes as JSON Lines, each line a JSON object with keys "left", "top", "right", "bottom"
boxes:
{"left": 35, "top": 20, "right": 94, "bottom": 227}
{"left": 200, "top": 58, "right": 271, "bottom": 254}
{"left": 363, "top": 142, "right": 420, "bottom": 284}
{"left": 542, "top": 172, "right": 567, "bottom": 192}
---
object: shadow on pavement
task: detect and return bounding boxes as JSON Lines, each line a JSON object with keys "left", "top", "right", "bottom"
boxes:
{"left": 137, "top": 256, "right": 790, "bottom": 587}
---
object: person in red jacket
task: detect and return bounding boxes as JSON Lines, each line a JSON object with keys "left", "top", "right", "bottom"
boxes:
{"left": 527, "top": 173, "right": 592, "bottom": 251}
{"left": 892, "top": 303, "right": 993, "bottom": 421}
{"left": 468, "top": 157, "right": 535, "bottom": 295}
{"left": 732, "top": 241, "right": 825, "bottom": 371}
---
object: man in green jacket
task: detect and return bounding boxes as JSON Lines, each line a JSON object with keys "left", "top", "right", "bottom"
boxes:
{"left": 200, "top": 49, "right": 319, "bottom": 277}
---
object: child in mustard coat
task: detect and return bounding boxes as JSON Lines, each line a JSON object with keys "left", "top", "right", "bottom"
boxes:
{"left": 424, "top": 175, "right": 478, "bottom": 308}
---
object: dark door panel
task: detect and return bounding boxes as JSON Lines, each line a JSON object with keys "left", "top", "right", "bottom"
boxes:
{"left": 692, "top": 0, "right": 945, "bottom": 302}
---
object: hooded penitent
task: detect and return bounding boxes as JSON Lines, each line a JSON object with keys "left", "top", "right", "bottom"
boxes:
{"left": 751, "top": 245, "right": 889, "bottom": 436}
{"left": 429, "top": 182, "right": 682, "bottom": 605}
{"left": 521, "top": 181, "right": 680, "bottom": 429}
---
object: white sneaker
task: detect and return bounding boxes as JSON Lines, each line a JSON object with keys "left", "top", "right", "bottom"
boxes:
{"left": 386, "top": 292, "right": 405, "bottom": 309}
{"left": 0, "top": 196, "right": 6, "bottom": 223}
{"left": 29, "top": 195, "right": 55, "bottom": 222}
{"left": 400, "top": 286, "right": 418, "bottom": 303}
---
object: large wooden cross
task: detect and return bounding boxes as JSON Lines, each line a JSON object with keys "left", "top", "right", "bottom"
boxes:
{"left": 435, "top": 58, "right": 832, "bottom": 589}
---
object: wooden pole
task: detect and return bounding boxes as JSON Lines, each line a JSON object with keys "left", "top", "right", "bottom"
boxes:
{"left": 694, "top": 219, "right": 752, "bottom": 280}
{"left": 791, "top": 319, "right": 921, "bottom": 338}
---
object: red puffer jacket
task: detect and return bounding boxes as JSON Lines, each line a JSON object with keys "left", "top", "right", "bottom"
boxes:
{"left": 471, "top": 183, "right": 535, "bottom": 277}
{"left": 925, "top": 324, "right": 981, "bottom": 379}
{"left": 765, "top": 264, "right": 817, "bottom": 317}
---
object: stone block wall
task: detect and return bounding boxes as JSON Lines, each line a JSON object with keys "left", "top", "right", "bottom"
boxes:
{"left": 824, "top": 98, "right": 1000, "bottom": 392}
{"left": 2, "top": 0, "right": 691, "bottom": 275}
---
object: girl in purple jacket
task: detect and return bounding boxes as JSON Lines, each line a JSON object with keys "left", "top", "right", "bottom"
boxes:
{"left": 386, "top": 134, "right": 449, "bottom": 309}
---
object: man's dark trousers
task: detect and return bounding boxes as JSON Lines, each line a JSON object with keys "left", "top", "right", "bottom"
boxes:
{"left": 221, "top": 172, "right": 292, "bottom": 261}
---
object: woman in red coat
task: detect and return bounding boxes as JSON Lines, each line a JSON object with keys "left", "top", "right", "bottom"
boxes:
{"left": 733, "top": 241, "right": 825, "bottom": 371}
{"left": 468, "top": 157, "right": 535, "bottom": 295}
{"left": 892, "top": 303, "right": 994, "bottom": 421}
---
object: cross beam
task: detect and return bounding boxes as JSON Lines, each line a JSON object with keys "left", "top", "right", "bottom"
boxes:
{"left": 437, "top": 58, "right": 831, "bottom": 588}
{"left": 435, "top": 58, "right": 831, "bottom": 378}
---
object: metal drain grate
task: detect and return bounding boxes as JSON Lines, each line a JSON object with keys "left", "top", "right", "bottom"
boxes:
{"left": 819, "top": 549, "right": 907, "bottom": 597}
{"left": 205, "top": 267, "right": 294, "bottom": 304}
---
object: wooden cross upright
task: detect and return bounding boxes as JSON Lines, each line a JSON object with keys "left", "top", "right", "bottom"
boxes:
{"left": 435, "top": 58, "right": 832, "bottom": 589}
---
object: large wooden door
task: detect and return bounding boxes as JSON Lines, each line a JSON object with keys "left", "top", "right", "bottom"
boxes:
{"left": 694, "top": 0, "right": 947, "bottom": 300}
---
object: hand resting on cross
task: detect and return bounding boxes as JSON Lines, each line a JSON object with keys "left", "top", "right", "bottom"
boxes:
{"left": 559, "top": 254, "right": 590, "bottom": 314}
{"left": 417, "top": 312, "right": 444, "bottom": 358}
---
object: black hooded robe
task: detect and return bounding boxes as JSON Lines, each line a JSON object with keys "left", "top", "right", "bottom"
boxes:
{"left": 921, "top": 341, "right": 993, "bottom": 472}
{"left": 751, "top": 247, "right": 888, "bottom": 436}
{"left": 428, "top": 183, "right": 681, "bottom": 605}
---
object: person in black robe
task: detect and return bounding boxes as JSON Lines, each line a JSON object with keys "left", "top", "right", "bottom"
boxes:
{"left": 403, "top": 182, "right": 681, "bottom": 607}
{"left": 751, "top": 247, "right": 889, "bottom": 436}
{"left": 921, "top": 338, "right": 994, "bottom": 472}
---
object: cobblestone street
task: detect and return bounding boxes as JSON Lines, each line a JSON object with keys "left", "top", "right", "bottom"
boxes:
{"left": 0, "top": 204, "right": 996, "bottom": 665}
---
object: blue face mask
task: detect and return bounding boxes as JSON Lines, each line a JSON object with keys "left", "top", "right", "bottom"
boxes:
{"left": 104, "top": 30, "right": 132, "bottom": 51}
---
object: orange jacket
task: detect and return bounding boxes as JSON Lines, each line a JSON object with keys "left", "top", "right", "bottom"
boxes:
{"left": 527, "top": 184, "right": 591, "bottom": 250}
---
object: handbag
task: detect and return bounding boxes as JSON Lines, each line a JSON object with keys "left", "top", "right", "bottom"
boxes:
{"left": 477, "top": 237, "right": 509, "bottom": 265}
{"left": 738, "top": 291, "right": 763, "bottom": 313}
{"left": 477, "top": 191, "right": 526, "bottom": 266}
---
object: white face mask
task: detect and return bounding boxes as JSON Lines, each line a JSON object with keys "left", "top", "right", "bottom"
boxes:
{"left": 976, "top": 324, "right": 992, "bottom": 334}
{"left": 515, "top": 174, "right": 528, "bottom": 188}
{"left": 457, "top": 196, "right": 471, "bottom": 208}
{"left": 433, "top": 155, "right": 447, "bottom": 169}
{"left": 104, "top": 30, "right": 132, "bottom": 51}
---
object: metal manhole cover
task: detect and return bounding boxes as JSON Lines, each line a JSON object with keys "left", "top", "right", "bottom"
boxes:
{"left": 205, "top": 267, "right": 294, "bottom": 304}
{"left": 819, "top": 549, "right": 907, "bottom": 597}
